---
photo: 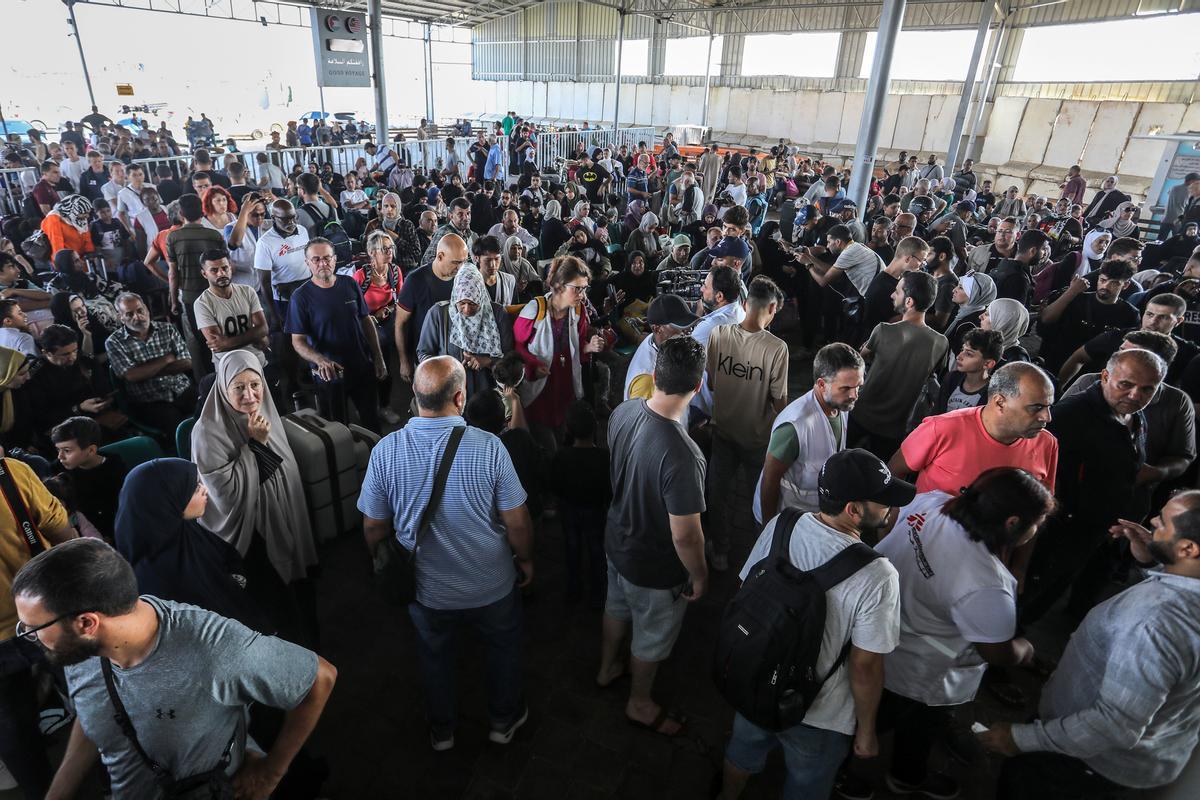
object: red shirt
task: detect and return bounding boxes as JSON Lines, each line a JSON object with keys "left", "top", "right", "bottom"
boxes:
{"left": 900, "top": 406, "right": 1058, "bottom": 495}
{"left": 31, "top": 179, "right": 59, "bottom": 209}
{"left": 353, "top": 267, "right": 402, "bottom": 315}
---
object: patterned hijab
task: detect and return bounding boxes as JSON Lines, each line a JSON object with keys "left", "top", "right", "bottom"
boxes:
{"left": 50, "top": 194, "right": 93, "bottom": 234}
{"left": 449, "top": 263, "right": 502, "bottom": 357}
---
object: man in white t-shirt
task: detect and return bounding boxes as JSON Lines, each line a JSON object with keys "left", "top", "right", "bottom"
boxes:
{"left": 101, "top": 161, "right": 127, "bottom": 214}
{"left": 623, "top": 295, "right": 700, "bottom": 402}
{"left": 58, "top": 141, "right": 86, "bottom": 192}
{"left": 223, "top": 191, "right": 266, "bottom": 287}
{"left": 115, "top": 163, "right": 147, "bottom": 231}
{"left": 193, "top": 251, "right": 268, "bottom": 368}
{"left": 843, "top": 469, "right": 1052, "bottom": 800}
{"left": 719, "top": 448, "right": 909, "bottom": 800}
{"left": 254, "top": 200, "right": 310, "bottom": 328}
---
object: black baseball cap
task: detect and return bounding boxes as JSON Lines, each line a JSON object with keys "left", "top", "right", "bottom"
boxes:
{"left": 818, "top": 449, "right": 917, "bottom": 508}
{"left": 646, "top": 294, "right": 701, "bottom": 328}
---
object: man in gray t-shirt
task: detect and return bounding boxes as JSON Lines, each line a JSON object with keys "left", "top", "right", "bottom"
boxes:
{"left": 12, "top": 539, "right": 336, "bottom": 800}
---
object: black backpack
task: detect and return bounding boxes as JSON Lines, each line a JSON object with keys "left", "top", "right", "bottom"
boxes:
{"left": 712, "top": 507, "right": 881, "bottom": 731}
{"left": 302, "top": 202, "right": 353, "bottom": 262}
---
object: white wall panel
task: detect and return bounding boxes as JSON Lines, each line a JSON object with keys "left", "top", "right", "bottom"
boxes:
{"left": 1043, "top": 100, "right": 1098, "bottom": 168}
{"left": 980, "top": 96, "right": 1027, "bottom": 166}
{"left": 708, "top": 87, "right": 731, "bottom": 133}
{"left": 571, "top": 84, "right": 589, "bottom": 120}
{"left": 921, "top": 95, "right": 957, "bottom": 155}
{"left": 669, "top": 85, "right": 692, "bottom": 129}
{"left": 1119, "top": 102, "right": 1188, "bottom": 179}
{"left": 546, "top": 82, "right": 563, "bottom": 118}
{"left": 652, "top": 84, "right": 674, "bottom": 127}
{"left": 635, "top": 84, "right": 655, "bottom": 126}
{"left": 877, "top": 93, "right": 903, "bottom": 150}
{"left": 767, "top": 91, "right": 792, "bottom": 140}
{"left": 726, "top": 90, "right": 752, "bottom": 135}
{"left": 789, "top": 91, "right": 820, "bottom": 146}
{"left": 893, "top": 94, "right": 932, "bottom": 150}
{"left": 587, "top": 83, "right": 605, "bottom": 121}
{"left": 1010, "top": 99, "right": 1060, "bottom": 165}
{"left": 814, "top": 92, "right": 845, "bottom": 143}
{"left": 517, "top": 82, "right": 535, "bottom": 117}
{"left": 1181, "top": 102, "right": 1200, "bottom": 135}
{"left": 617, "top": 83, "right": 638, "bottom": 125}
{"left": 747, "top": 91, "right": 772, "bottom": 139}
{"left": 535, "top": 81, "right": 549, "bottom": 118}
{"left": 838, "top": 93, "right": 866, "bottom": 147}
{"left": 1080, "top": 102, "right": 1138, "bottom": 174}
{"left": 688, "top": 86, "right": 707, "bottom": 127}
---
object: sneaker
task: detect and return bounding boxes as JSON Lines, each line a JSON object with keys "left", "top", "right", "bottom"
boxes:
{"left": 885, "top": 772, "right": 960, "bottom": 799}
{"left": 379, "top": 407, "right": 402, "bottom": 425}
{"left": 430, "top": 731, "right": 454, "bottom": 752}
{"left": 832, "top": 770, "right": 874, "bottom": 800}
{"left": 488, "top": 706, "right": 529, "bottom": 744}
{"left": 710, "top": 552, "right": 729, "bottom": 572}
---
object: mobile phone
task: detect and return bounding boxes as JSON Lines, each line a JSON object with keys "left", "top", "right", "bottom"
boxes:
{"left": 971, "top": 722, "right": 989, "bottom": 734}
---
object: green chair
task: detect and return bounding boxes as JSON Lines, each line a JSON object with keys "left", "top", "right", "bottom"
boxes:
{"left": 176, "top": 418, "right": 196, "bottom": 460}
{"left": 99, "top": 436, "right": 164, "bottom": 470}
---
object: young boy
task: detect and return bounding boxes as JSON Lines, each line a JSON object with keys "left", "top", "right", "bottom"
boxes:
{"left": 51, "top": 416, "right": 128, "bottom": 542}
{"left": 549, "top": 401, "right": 612, "bottom": 606}
{"left": 89, "top": 197, "right": 129, "bottom": 274}
{"left": 936, "top": 327, "right": 1002, "bottom": 414}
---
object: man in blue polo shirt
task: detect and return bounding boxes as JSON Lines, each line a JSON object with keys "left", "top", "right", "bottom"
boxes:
{"left": 359, "top": 356, "right": 534, "bottom": 752}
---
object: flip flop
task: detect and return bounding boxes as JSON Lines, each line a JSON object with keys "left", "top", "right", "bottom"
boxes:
{"left": 626, "top": 707, "right": 687, "bottom": 737}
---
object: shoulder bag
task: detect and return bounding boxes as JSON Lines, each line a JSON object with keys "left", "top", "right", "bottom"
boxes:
{"left": 373, "top": 425, "right": 465, "bottom": 606}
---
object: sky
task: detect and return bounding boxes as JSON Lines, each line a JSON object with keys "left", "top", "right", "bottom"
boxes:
{"left": 0, "top": 0, "right": 483, "bottom": 134}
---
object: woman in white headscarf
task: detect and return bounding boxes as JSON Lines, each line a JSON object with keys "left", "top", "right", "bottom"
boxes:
{"left": 191, "top": 349, "right": 319, "bottom": 644}
{"left": 416, "top": 263, "right": 514, "bottom": 399}
{"left": 946, "top": 271, "right": 998, "bottom": 357}
{"left": 500, "top": 234, "right": 539, "bottom": 296}
{"left": 364, "top": 191, "right": 422, "bottom": 270}
{"left": 980, "top": 298, "right": 1031, "bottom": 365}
{"left": 1036, "top": 228, "right": 1112, "bottom": 304}
{"left": 1098, "top": 201, "right": 1139, "bottom": 239}
{"left": 624, "top": 211, "right": 663, "bottom": 265}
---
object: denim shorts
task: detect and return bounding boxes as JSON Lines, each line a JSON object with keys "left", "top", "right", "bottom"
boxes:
{"left": 725, "top": 712, "right": 851, "bottom": 800}
{"left": 603, "top": 561, "right": 688, "bottom": 662}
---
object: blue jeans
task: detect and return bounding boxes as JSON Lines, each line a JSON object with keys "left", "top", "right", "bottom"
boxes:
{"left": 725, "top": 712, "right": 851, "bottom": 800}
{"left": 407, "top": 588, "right": 524, "bottom": 738}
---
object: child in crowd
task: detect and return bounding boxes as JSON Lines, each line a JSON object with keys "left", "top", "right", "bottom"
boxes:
{"left": 50, "top": 416, "right": 128, "bottom": 542}
{"left": 935, "top": 327, "right": 1002, "bottom": 414}
{"left": 549, "top": 401, "right": 611, "bottom": 605}
{"left": 88, "top": 197, "right": 128, "bottom": 275}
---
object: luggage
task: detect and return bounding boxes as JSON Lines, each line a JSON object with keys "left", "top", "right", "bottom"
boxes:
{"left": 348, "top": 423, "right": 379, "bottom": 485}
{"left": 283, "top": 409, "right": 365, "bottom": 542}
{"left": 712, "top": 507, "right": 881, "bottom": 731}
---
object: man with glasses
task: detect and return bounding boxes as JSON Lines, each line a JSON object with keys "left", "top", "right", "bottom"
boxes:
{"left": 254, "top": 199, "right": 310, "bottom": 331}
{"left": 889, "top": 212, "right": 917, "bottom": 246}
{"left": 395, "top": 234, "right": 469, "bottom": 384}
{"left": 968, "top": 216, "right": 1018, "bottom": 274}
{"left": 223, "top": 191, "right": 267, "bottom": 287}
{"left": 287, "top": 239, "right": 387, "bottom": 432}
{"left": 0, "top": 456, "right": 73, "bottom": 799}
{"left": 105, "top": 292, "right": 195, "bottom": 436}
{"left": 12, "top": 538, "right": 336, "bottom": 800}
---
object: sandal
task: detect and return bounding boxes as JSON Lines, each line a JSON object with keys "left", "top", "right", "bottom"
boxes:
{"left": 626, "top": 707, "right": 687, "bottom": 737}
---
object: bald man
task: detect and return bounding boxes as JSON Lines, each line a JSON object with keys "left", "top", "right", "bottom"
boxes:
{"left": 394, "top": 233, "right": 469, "bottom": 382}
{"left": 359, "top": 354, "right": 534, "bottom": 751}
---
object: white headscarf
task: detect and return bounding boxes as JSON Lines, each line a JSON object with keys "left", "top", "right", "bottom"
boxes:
{"left": 1082, "top": 229, "right": 1111, "bottom": 261}
{"left": 984, "top": 298, "right": 1029, "bottom": 351}
{"left": 957, "top": 271, "right": 997, "bottom": 319}
{"left": 449, "top": 263, "right": 503, "bottom": 357}
{"left": 544, "top": 198, "right": 562, "bottom": 220}
{"left": 639, "top": 212, "right": 659, "bottom": 233}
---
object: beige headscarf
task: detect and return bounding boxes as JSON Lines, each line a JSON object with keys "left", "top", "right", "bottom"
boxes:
{"left": 192, "top": 350, "right": 316, "bottom": 584}
{"left": 0, "top": 347, "right": 25, "bottom": 434}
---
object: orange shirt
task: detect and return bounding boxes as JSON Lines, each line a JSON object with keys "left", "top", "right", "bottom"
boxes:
{"left": 40, "top": 213, "right": 96, "bottom": 257}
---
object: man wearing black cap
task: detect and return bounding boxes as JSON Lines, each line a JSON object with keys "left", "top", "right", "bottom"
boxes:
{"left": 838, "top": 200, "right": 865, "bottom": 244}
{"left": 719, "top": 448, "right": 909, "bottom": 800}
{"left": 709, "top": 235, "right": 753, "bottom": 283}
{"left": 623, "top": 295, "right": 701, "bottom": 402}
{"left": 705, "top": 276, "right": 790, "bottom": 571}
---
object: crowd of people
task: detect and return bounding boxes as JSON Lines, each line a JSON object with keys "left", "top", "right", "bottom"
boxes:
{"left": 2, "top": 104, "right": 1200, "bottom": 800}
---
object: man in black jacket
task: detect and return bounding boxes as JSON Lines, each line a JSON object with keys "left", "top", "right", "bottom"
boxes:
{"left": 989, "top": 229, "right": 1048, "bottom": 305}
{"left": 1019, "top": 348, "right": 1164, "bottom": 626}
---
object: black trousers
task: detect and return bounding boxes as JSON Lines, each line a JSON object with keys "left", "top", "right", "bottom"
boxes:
{"left": 1019, "top": 517, "right": 1107, "bottom": 628}
{"left": 876, "top": 690, "right": 958, "bottom": 786}
{"left": 997, "top": 752, "right": 1129, "bottom": 800}
{"left": 0, "top": 639, "right": 53, "bottom": 800}
{"left": 314, "top": 364, "right": 380, "bottom": 433}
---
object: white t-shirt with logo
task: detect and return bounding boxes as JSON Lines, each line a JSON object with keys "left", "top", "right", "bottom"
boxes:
{"left": 738, "top": 512, "right": 900, "bottom": 735}
{"left": 191, "top": 285, "right": 267, "bottom": 368}
{"left": 875, "top": 491, "right": 1016, "bottom": 707}
{"left": 253, "top": 226, "right": 310, "bottom": 297}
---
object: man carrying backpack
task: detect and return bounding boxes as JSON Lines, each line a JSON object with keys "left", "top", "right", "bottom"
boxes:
{"left": 716, "top": 449, "right": 910, "bottom": 800}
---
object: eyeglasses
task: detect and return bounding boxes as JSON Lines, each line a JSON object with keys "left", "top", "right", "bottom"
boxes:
{"left": 14, "top": 610, "right": 90, "bottom": 642}
{"left": 308, "top": 255, "right": 336, "bottom": 264}
{"left": 565, "top": 283, "right": 590, "bottom": 294}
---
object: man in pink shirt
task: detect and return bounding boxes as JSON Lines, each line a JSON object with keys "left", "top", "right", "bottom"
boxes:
{"left": 888, "top": 362, "right": 1059, "bottom": 495}
{"left": 1060, "top": 165, "right": 1087, "bottom": 206}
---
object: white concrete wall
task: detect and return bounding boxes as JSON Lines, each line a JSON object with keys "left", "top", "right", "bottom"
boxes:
{"left": 487, "top": 80, "right": 1198, "bottom": 200}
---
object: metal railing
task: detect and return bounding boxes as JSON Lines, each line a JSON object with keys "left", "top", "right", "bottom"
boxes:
{"left": 0, "top": 167, "right": 37, "bottom": 216}
{"left": 528, "top": 127, "right": 657, "bottom": 173}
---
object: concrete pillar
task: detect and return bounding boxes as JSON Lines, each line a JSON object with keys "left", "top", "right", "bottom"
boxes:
{"left": 847, "top": 0, "right": 907, "bottom": 213}
{"left": 613, "top": 10, "right": 626, "bottom": 127}
{"left": 423, "top": 24, "right": 435, "bottom": 124}
{"left": 945, "top": 1, "right": 996, "bottom": 173}
{"left": 368, "top": 0, "right": 388, "bottom": 145}
{"left": 66, "top": 1, "right": 97, "bottom": 109}
{"left": 965, "top": 20, "right": 1007, "bottom": 164}
{"left": 701, "top": 30, "right": 715, "bottom": 128}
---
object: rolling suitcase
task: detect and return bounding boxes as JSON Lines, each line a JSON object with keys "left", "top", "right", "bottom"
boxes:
{"left": 283, "top": 409, "right": 360, "bottom": 542}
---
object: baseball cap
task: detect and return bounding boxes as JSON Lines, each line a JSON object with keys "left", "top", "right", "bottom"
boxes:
{"left": 671, "top": 234, "right": 692, "bottom": 249}
{"left": 956, "top": 200, "right": 976, "bottom": 213}
{"left": 818, "top": 449, "right": 917, "bottom": 508}
{"left": 710, "top": 235, "right": 752, "bottom": 261}
{"left": 646, "top": 294, "right": 701, "bottom": 328}
{"left": 841, "top": 199, "right": 858, "bottom": 210}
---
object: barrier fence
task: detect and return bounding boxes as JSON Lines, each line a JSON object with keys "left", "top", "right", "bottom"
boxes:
{"left": 1, "top": 127, "right": 656, "bottom": 218}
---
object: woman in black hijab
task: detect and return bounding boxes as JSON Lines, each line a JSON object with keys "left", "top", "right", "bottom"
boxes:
{"left": 114, "top": 458, "right": 270, "bottom": 633}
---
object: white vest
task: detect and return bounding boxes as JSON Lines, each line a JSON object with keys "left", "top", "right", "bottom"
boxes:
{"left": 623, "top": 335, "right": 656, "bottom": 401}
{"left": 752, "top": 389, "right": 847, "bottom": 524}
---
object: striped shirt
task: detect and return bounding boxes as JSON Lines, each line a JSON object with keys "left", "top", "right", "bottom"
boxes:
{"left": 357, "top": 416, "right": 527, "bottom": 610}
